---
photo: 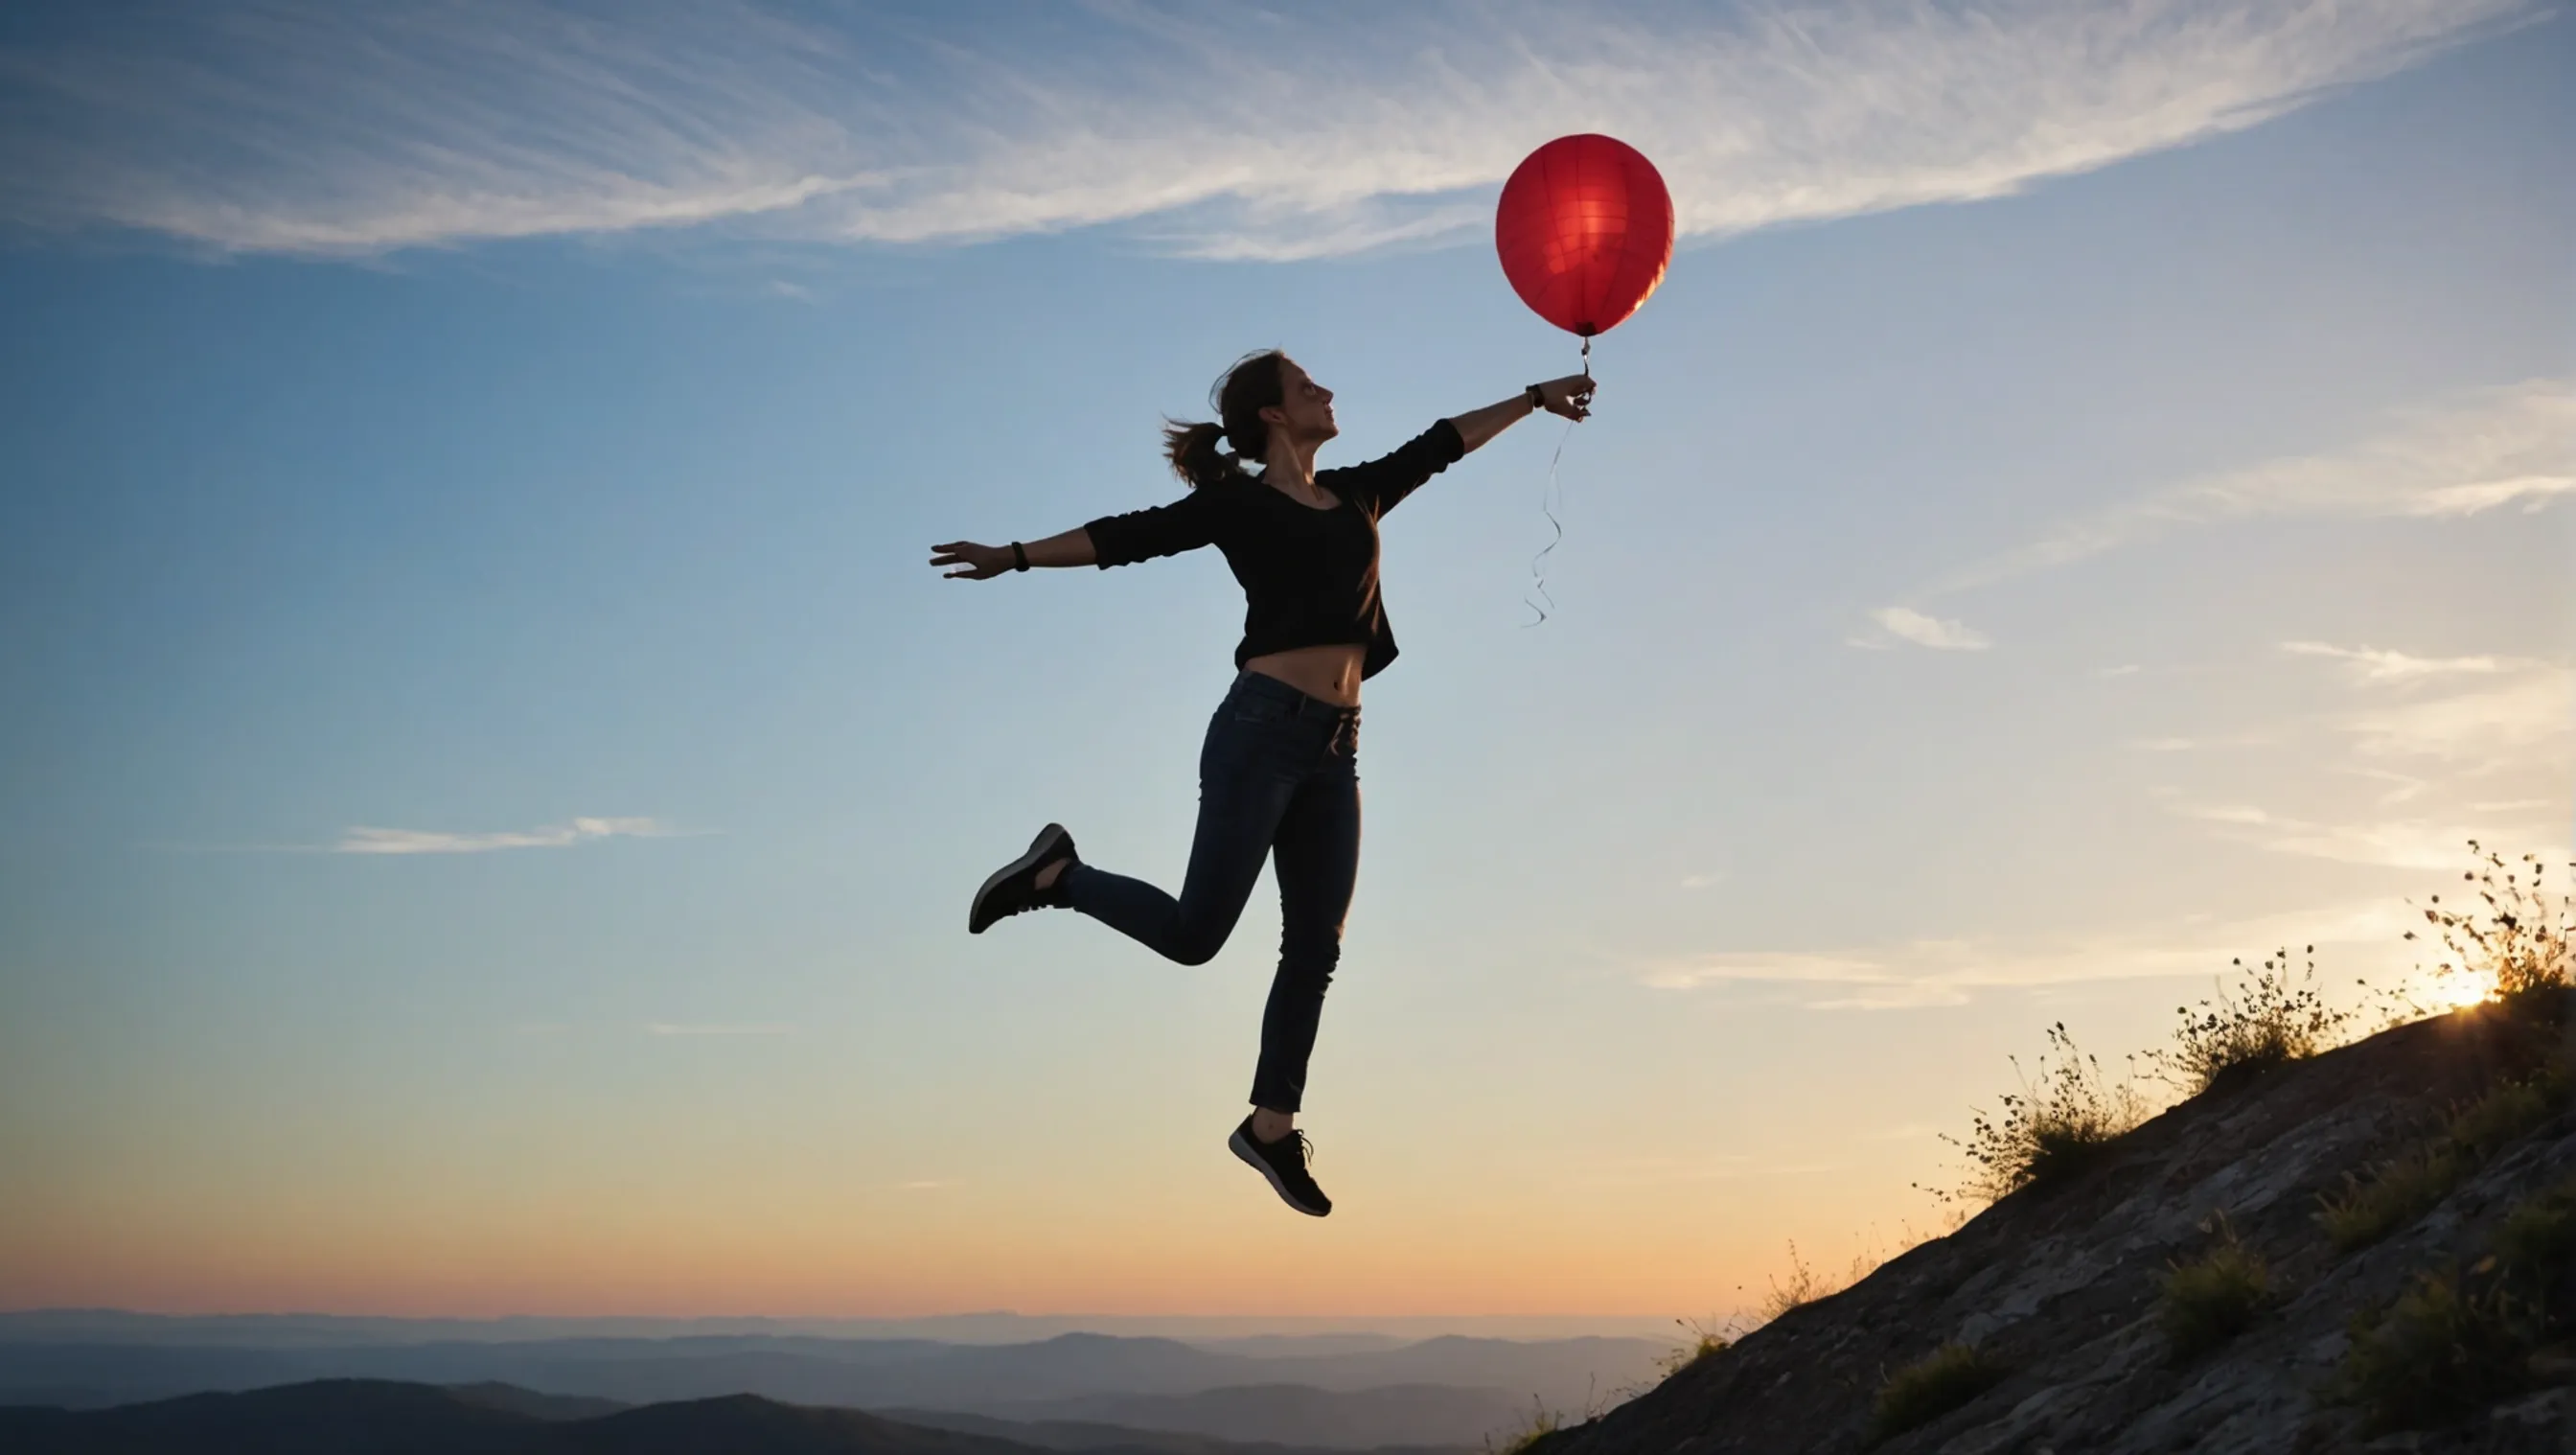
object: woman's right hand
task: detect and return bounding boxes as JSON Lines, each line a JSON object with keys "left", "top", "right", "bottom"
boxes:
{"left": 1536, "top": 374, "right": 1597, "bottom": 422}
{"left": 930, "top": 541, "right": 1013, "bottom": 580}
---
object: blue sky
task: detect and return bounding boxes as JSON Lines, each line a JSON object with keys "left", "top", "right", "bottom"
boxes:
{"left": 0, "top": 1, "right": 2568, "bottom": 1322}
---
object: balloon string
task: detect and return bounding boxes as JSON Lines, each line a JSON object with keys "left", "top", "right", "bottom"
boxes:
{"left": 1522, "top": 416, "right": 1575, "bottom": 627}
{"left": 1522, "top": 337, "right": 1590, "bottom": 627}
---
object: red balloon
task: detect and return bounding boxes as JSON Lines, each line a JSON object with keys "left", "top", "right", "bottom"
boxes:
{"left": 1494, "top": 134, "right": 1674, "bottom": 338}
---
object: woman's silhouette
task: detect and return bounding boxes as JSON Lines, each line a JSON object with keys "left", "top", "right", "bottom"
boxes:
{"left": 931, "top": 351, "right": 1595, "bottom": 1215}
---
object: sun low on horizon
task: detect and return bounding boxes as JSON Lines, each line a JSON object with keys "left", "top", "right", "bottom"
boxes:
{"left": 0, "top": 0, "right": 2568, "bottom": 1331}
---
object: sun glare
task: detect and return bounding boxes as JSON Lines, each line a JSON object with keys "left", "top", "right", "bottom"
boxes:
{"left": 2422, "top": 969, "right": 2498, "bottom": 1013}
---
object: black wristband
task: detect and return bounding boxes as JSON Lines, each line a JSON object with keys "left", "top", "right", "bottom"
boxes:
{"left": 1526, "top": 382, "right": 1545, "bottom": 411}
{"left": 1010, "top": 541, "right": 1029, "bottom": 572}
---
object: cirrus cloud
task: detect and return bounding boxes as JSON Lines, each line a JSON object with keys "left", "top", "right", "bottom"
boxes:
{"left": 334, "top": 816, "right": 680, "bottom": 855}
{"left": 2157, "top": 647, "right": 2571, "bottom": 869}
{"left": 1851, "top": 606, "right": 1993, "bottom": 652}
{"left": 1935, "top": 377, "right": 2576, "bottom": 593}
{"left": 1640, "top": 898, "right": 2423, "bottom": 1009}
{"left": 0, "top": 0, "right": 2537, "bottom": 261}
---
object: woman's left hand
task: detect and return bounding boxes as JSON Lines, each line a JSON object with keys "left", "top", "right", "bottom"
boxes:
{"left": 1536, "top": 374, "right": 1596, "bottom": 422}
{"left": 930, "top": 541, "right": 1014, "bottom": 579}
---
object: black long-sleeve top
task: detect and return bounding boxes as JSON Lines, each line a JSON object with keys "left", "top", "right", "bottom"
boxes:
{"left": 1082, "top": 420, "right": 1466, "bottom": 680}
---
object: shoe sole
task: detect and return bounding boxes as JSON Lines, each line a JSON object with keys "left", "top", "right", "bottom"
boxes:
{"left": 1229, "top": 1127, "right": 1330, "bottom": 1217}
{"left": 969, "top": 823, "right": 1070, "bottom": 935}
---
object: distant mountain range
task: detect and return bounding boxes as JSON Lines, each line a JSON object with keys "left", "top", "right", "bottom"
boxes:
{"left": 0, "top": 1378, "right": 1474, "bottom": 1455}
{"left": 0, "top": 1310, "right": 1667, "bottom": 1349}
{"left": 898, "top": 1382, "right": 1545, "bottom": 1449}
{"left": 0, "top": 1327, "right": 1668, "bottom": 1448}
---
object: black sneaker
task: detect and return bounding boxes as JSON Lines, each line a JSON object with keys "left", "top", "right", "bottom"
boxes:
{"left": 968, "top": 823, "right": 1078, "bottom": 934}
{"left": 1229, "top": 1115, "right": 1331, "bottom": 1217}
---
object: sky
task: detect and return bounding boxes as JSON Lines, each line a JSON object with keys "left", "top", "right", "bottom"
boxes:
{"left": 0, "top": 0, "right": 2569, "bottom": 1328}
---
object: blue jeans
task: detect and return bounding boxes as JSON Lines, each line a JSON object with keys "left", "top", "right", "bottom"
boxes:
{"left": 1061, "top": 671, "right": 1361, "bottom": 1114}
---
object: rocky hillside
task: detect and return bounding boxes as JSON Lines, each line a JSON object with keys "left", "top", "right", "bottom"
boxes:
{"left": 1530, "top": 997, "right": 2573, "bottom": 1455}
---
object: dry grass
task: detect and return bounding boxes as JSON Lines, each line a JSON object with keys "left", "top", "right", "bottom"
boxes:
{"left": 1652, "top": 1315, "right": 1732, "bottom": 1378}
{"left": 2447, "top": 1073, "right": 2560, "bottom": 1160}
{"left": 2147, "top": 948, "right": 2351, "bottom": 1096}
{"left": 2337, "top": 1181, "right": 2575, "bottom": 1436}
{"left": 1755, "top": 1240, "right": 1879, "bottom": 1324}
{"left": 1483, "top": 1397, "right": 1562, "bottom": 1455}
{"left": 1484, "top": 1374, "right": 1623, "bottom": 1451}
{"left": 1931, "top": 1023, "right": 2151, "bottom": 1205}
{"left": 2156, "top": 1215, "right": 2272, "bottom": 1361}
{"left": 1867, "top": 1342, "right": 2007, "bottom": 1445}
{"left": 2317, "top": 1144, "right": 2463, "bottom": 1255}
{"left": 2492, "top": 1178, "right": 2576, "bottom": 1311}
{"left": 2340, "top": 1271, "right": 2530, "bottom": 1434}
{"left": 2316, "top": 1064, "right": 2565, "bottom": 1254}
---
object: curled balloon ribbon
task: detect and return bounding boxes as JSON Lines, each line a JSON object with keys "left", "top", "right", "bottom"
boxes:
{"left": 1523, "top": 341, "right": 1590, "bottom": 627}
{"left": 1522, "top": 415, "right": 1576, "bottom": 628}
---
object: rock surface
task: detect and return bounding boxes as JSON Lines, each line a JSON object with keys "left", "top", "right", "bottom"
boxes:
{"left": 1532, "top": 1005, "right": 2574, "bottom": 1455}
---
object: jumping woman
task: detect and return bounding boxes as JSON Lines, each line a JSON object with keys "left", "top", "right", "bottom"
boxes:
{"left": 929, "top": 352, "right": 1596, "bottom": 1216}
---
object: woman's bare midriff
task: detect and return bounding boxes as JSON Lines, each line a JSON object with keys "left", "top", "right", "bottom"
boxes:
{"left": 1246, "top": 643, "right": 1366, "bottom": 707}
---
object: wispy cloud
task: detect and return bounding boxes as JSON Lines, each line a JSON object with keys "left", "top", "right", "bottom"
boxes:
{"left": 2409, "top": 475, "right": 2576, "bottom": 516}
{"left": 2171, "top": 802, "right": 2527, "bottom": 870}
{"left": 0, "top": 1, "right": 2532, "bottom": 260}
{"left": 335, "top": 816, "right": 678, "bottom": 855}
{"left": 1641, "top": 898, "right": 2420, "bottom": 1009}
{"left": 2277, "top": 642, "right": 2568, "bottom": 772}
{"left": 2158, "top": 647, "right": 2571, "bottom": 868}
{"left": 2335, "top": 666, "right": 2571, "bottom": 769}
{"left": 2279, "top": 641, "right": 2506, "bottom": 682}
{"left": 1851, "top": 606, "right": 1992, "bottom": 652}
{"left": 1937, "top": 378, "right": 2576, "bottom": 592}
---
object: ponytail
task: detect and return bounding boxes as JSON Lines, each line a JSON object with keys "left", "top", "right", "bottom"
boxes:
{"left": 1161, "top": 349, "right": 1287, "bottom": 489}
{"left": 1162, "top": 419, "right": 1239, "bottom": 489}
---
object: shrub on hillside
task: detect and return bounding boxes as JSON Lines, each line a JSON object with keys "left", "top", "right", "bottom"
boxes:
{"left": 2315, "top": 1067, "right": 2565, "bottom": 1253}
{"left": 1934, "top": 1023, "right": 2151, "bottom": 1205}
{"left": 2337, "top": 1182, "right": 2574, "bottom": 1437}
{"left": 2317, "top": 1144, "right": 2461, "bottom": 1255}
{"left": 1753, "top": 1240, "right": 1884, "bottom": 1325}
{"left": 2407, "top": 843, "right": 2572, "bottom": 1011}
{"left": 2147, "top": 948, "right": 2350, "bottom": 1096}
{"left": 1653, "top": 1315, "right": 1731, "bottom": 1378}
{"left": 1866, "top": 1342, "right": 2006, "bottom": 1445}
{"left": 2446, "top": 1074, "right": 2560, "bottom": 1160}
{"left": 1758, "top": 1241, "right": 1831, "bottom": 1323}
{"left": 2491, "top": 1179, "right": 2576, "bottom": 1328}
{"left": 2156, "top": 1216, "right": 2272, "bottom": 1361}
{"left": 2340, "top": 1270, "right": 2530, "bottom": 1434}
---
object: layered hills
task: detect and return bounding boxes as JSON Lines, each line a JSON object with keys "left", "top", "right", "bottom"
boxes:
{"left": 0, "top": 1379, "right": 1138, "bottom": 1454}
{"left": 0, "top": 1328, "right": 1664, "bottom": 1450}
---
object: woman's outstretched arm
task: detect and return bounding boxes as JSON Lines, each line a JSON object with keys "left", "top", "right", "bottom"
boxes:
{"left": 930, "top": 527, "right": 1096, "bottom": 580}
{"left": 940, "top": 486, "right": 1218, "bottom": 578}
{"left": 1445, "top": 374, "right": 1596, "bottom": 453}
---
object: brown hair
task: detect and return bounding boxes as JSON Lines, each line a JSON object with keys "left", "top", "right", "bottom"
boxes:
{"left": 1162, "top": 349, "right": 1287, "bottom": 489}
